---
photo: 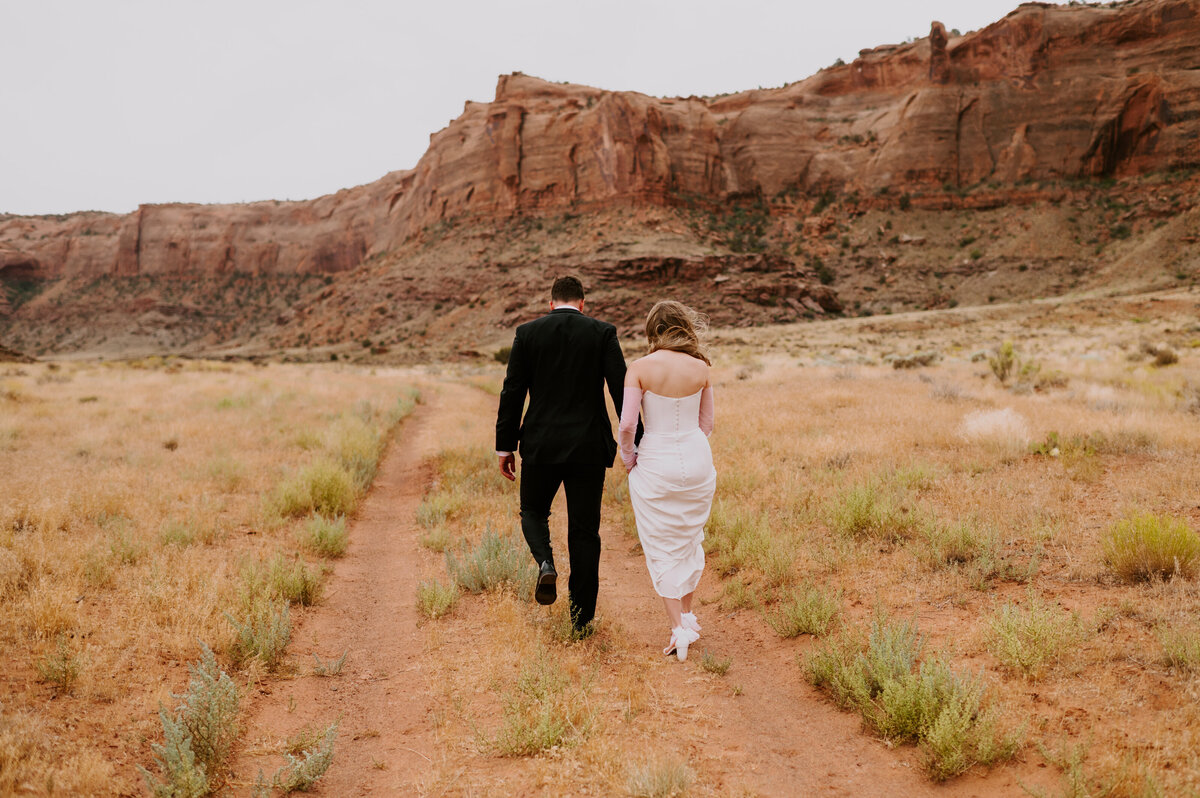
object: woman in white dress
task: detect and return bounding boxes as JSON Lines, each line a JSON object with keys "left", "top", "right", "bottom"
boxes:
{"left": 618, "top": 301, "right": 716, "bottom": 661}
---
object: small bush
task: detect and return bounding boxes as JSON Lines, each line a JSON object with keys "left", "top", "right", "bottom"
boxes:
{"left": 299, "top": 515, "right": 348, "bottom": 558}
{"left": 273, "top": 722, "right": 337, "bottom": 793}
{"left": 1102, "top": 512, "right": 1200, "bottom": 582}
{"left": 806, "top": 615, "right": 1017, "bottom": 780}
{"left": 228, "top": 600, "right": 292, "bottom": 671}
{"left": 986, "top": 593, "right": 1085, "bottom": 679}
{"left": 698, "top": 650, "right": 732, "bottom": 676}
{"left": 35, "top": 635, "right": 82, "bottom": 693}
{"left": 765, "top": 584, "right": 841, "bottom": 638}
{"left": 140, "top": 644, "right": 239, "bottom": 797}
{"left": 494, "top": 346, "right": 512, "bottom": 364}
{"left": 311, "top": 651, "right": 347, "bottom": 677}
{"left": 246, "top": 554, "right": 324, "bottom": 606}
{"left": 445, "top": 527, "right": 536, "bottom": 599}
{"left": 416, "top": 578, "right": 459, "bottom": 619}
{"left": 329, "top": 415, "right": 382, "bottom": 491}
{"left": 627, "top": 755, "right": 694, "bottom": 797}
{"left": 988, "top": 341, "right": 1015, "bottom": 384}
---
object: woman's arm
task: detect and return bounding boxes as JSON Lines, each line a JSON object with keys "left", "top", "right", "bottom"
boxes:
{"left": 618, "top": 386, "right": 642, "bottom": 471}
{"left": 699, "top": 374, "right": 714, "bottom": 437}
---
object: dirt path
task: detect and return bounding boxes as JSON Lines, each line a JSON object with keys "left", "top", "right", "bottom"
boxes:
{"left": 233, "top": 386, "right": 452, "bottom": 794}
{"left": 235, "top": 380, "right": 1054, "bottom": 796}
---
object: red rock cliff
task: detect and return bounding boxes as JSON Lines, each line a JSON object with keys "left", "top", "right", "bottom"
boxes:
{"left": 2, "top": 0, "right": 1198, "bottom": 283}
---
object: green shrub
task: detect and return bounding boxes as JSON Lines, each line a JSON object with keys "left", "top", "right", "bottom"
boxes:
{"left": 299, "top": 515, "right": 348, "bottom": 558}
{"left": 445, "top": 527, "right": 536, "bottom": 600}
{"left": 228, "top": 600, "right": 292, "bottom": 671}
{"left": 35, "top": 635, "right": 82, "bottom": 693}
{"left": 494, "top": 346, "right": 512, "bottom": 364}
{"left": 416, "top": 578, "right": 459, "bottom": 619}
{"left": 765, "top": 584, "right": 840, "bottom": 638}
{"left": 1102, "top": 512, "right": 1200, "bottom": 582}
{"left": 272, "top": 722, "right": 337, "bottom": 792}
{"left": 986, "top": 593, "right": 1084, "bottom": 679}
{"left": 140, "top": 644, "right": 239, "bottom": 797}
{"left": 988, "top": 341, "right": 1015, "bottom": 384}
{"left": 698, "top": 650, "right": 732, "bottom": 676}
{"left": 419, "top": 526, "right": 452, "bottom": 553}
{"left": 806, "top": 616, "right": 1017, "bottom": 780}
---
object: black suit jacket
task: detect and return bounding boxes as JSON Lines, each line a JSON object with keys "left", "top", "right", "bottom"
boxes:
{"left": 495, "top": 308, "right": 632, "bottom": 467}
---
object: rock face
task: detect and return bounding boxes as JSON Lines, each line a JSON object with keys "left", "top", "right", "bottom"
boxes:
{"left": 2, "top": 0, "right": 1199, "bottom": 358}
{"left": 3, "top": 0, "right": 1199, "bottom": 284}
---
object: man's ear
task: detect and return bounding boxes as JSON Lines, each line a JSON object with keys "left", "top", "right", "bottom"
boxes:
{"left": 578, "top": 298, "right": 586, "bottom": 312}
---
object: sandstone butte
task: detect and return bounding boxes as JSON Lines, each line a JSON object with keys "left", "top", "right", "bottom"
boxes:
{"left": 1, "top": 0, "right": 1199, "bottom": 358}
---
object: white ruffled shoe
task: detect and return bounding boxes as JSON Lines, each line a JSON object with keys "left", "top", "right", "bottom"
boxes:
{"left": 664, "top": 626, "right": 701, "bottom": 661}
{"left": 681, "top": 612, "right": 701, "bottom": 634}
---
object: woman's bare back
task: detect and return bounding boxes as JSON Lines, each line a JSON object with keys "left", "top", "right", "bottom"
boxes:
{"left": 626, "top": 349, "right": 710, "bottom": 397}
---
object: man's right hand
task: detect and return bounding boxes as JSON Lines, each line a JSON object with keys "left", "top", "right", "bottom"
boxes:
{"left": 498, "top": 453, "right": 517, "bottom": 482}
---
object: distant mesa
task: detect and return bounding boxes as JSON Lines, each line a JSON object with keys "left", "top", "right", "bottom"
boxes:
{"left": 1, "top": 0, "right": 1198, "bottom": 359}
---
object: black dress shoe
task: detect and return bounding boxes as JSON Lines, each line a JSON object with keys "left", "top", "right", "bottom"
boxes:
{"left": 534, "top": 560, "right": 557, "bottom": 605}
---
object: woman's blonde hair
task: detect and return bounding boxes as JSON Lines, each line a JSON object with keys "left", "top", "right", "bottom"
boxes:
{"left": 645, "top": 300, "right": 710, "bottom": 365}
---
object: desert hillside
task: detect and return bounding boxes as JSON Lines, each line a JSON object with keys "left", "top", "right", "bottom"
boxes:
{"left": 1, "top": 0, "right": 1199, "bottom": 360}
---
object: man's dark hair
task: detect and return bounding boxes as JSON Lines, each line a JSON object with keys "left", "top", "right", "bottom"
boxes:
{"left": 550, "top": 276, "right": 585, "bottom": 304}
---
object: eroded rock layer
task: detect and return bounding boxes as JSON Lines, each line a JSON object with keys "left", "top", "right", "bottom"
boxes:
{"left": 2, "top": 0, "right": 1199, "bottom": 358}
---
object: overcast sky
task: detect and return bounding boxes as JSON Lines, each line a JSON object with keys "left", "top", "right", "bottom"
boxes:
{"left": 2, "top": 0, "right": 1028, "bottom": 216}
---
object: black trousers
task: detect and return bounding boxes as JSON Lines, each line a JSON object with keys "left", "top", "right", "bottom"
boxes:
{"left": 518, "top": 462, "right": 605, "bottom": 628}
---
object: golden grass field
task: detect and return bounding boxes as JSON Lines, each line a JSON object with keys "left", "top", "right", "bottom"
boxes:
{"left": 2, "top": 288, "right": 1199, "bottom": 796}
{"left": 0, "top": 358, "right": 417, "bottom": 795}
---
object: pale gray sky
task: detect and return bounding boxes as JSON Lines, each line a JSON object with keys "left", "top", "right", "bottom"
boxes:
{"left": 2, "top": 0, "right": 1027, "bottom": 215}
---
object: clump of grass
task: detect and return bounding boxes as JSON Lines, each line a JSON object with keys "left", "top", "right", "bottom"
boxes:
{"left": 988, "top": 341, "right": 1015, "bottom": 383}
{"left": 704, "top": 503, "right": 793, "bottom": 586}
{"left": 35, "top": 635, "right": 83, "bottom": 693}
{"left": 494, "top": 651, "right": 592, "bottom": 756}
{"left": 416, "top": 578, "right": 459, "bottom": 619}
{"left": 1157, "top": 622, "right": 1200, "bottom": 672}
{"left": 806, "top": 615, "right": 1018, "bottom": 780}
{"left": 627, "top": 755, "right": 694, "bottom": 797}
{"left": 825, "top": 480, "right": 919, "bottom": 541}
{"left": 1102, "top": 512, "right": 1200, "bottom": 582}
{"left": 228, "top": 600, "right": 292, "bottom": 671}
{"left": 416, "top": 493, "right": 459, "bottom": 530}
{"left": 272, "top": 721, "right": 337, "bottom": 793}
{"left": 329, "top": 414, "right": 382, "bottom": 491}
{"left": 419, "top": 526, "right": 452, "bottom": 553}
{"left": 986, "top": 592, "right": 1086, "bottom": 679}
{"left": 444, "top": 527, "right": 535, "bottom": 600}
{"left": 140, "top": 644, "right": 239, "bottom": 796}
{"left": 311, "top": 651, "right": 347, "bottom": 677}
{"left": 299, "top": 515, "right": 348, "bottom": 558}
{"left": 160, "top": 518, "right": 209, "bottom": 548}
{"left": 699, "top": 650, "right": 732, "bottom": 676}
{"left": 765, "top": 583, "right": 841, "bottom": 638}
{"left": 268, "top": 459, "right": 357, "bottom": 520}
{"left": 246, "top": 554, "right": 323, "bottom": 606}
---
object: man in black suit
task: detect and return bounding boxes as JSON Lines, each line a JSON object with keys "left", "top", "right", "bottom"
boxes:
{"left": 495, "top": 276, "right": 634, "bottom": 633}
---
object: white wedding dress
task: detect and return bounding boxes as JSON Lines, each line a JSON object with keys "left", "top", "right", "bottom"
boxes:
{"left": 626, "top": 390, "right": 716, "bottom": 599}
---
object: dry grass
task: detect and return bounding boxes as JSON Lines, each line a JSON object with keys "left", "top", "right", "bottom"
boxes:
{"left": 0, "top": 359, "right": 417, "bottom": 793}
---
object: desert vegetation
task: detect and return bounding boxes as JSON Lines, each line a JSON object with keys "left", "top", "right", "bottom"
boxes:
{"left": 0, "top": 358, "right": 416, "bottom": 794}
{"left": 406, "top": 295, "right": 1200, "bottom": 794}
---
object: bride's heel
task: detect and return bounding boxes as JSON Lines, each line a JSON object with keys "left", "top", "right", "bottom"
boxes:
{"left": 665, "top": 627, "right": 699, "bottom": 661}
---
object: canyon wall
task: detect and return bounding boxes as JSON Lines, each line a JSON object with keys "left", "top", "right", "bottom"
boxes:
{"left": 2, "top": 0, "right": 1198, "bottom": 285}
